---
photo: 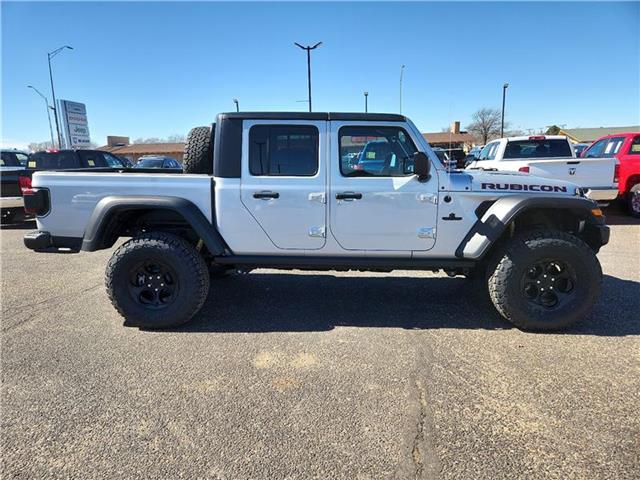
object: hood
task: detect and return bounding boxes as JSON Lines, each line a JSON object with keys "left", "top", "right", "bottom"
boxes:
{"left": 445, "top": 170, "right": 579, "bottom": 195}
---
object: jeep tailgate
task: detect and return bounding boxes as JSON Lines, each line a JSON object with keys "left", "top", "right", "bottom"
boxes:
{"left": 32, "top": 171, "right": 213, "bottom": 238}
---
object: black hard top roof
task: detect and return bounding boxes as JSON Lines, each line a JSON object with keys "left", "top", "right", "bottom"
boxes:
{"left": 217, "top": 112, "right": 407, "bottom": 122}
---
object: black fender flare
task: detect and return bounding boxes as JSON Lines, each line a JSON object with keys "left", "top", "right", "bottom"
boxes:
{"left": 455, "top": 195, "right": 602, "bottom": 260}
{"left": 81, "top": 195, "right": 228, "bottom": 255}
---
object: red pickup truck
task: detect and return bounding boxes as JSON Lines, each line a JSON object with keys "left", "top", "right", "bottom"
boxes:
{"left": 582, "top": 132, "right": 640, "bottom": 217}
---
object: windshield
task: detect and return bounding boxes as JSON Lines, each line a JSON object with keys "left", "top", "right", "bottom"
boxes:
{"left": 135, "top": 158, "right": 164, "bottom": 168}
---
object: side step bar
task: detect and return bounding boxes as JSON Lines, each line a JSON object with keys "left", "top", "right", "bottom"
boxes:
{"left": 213, "top": 255, "right": 475, "bottom": 271}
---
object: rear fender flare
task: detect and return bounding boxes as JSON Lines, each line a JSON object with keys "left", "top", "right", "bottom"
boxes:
{"left": 81, "top": 195, "right": 227, "bottom": 255}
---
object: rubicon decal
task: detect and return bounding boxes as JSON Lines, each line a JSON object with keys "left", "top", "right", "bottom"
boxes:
{"left": 481, "top": 183, "right": 567, "bottom": 193}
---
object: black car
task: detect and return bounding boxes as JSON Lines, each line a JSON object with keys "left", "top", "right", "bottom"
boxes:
{"left": 1, "top": 149, "right": 30, "bottom": 223}
{"left": 27, "top": 149, "right": 127, "bottom": 170}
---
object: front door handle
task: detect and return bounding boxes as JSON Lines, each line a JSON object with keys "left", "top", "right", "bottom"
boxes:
{"left": 253, "top": 191, "right": 280, "bottom": 200}
{"left": 335, "top": 192, "right": 363, "bottom": 200}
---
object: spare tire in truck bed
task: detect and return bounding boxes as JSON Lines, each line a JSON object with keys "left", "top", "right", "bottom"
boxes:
{"left": 183, "top": 125, "right": 213, "bottom": 174}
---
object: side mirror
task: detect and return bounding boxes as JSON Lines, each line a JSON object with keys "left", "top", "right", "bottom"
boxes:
{"left": 413, "top": 151, "right": 430, "bottom": 181}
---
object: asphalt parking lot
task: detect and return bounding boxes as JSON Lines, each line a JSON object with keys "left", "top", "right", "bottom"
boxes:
{"left": 1, "top": 211, "right": 639, "bottom": 480}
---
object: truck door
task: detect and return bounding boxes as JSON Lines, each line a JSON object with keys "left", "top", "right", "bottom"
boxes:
{"left": 240, "top": 120, "right": 327, "bottom": 250}
{"left": 329, "top": 123, "right": 439, "bottom": 251}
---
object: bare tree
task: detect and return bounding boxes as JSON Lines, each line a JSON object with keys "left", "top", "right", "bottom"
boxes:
{"left": 133, "top": 137, "right": 162, "bottom": 144}
{"left": 166, "top": 134, "right": 186, "bottom": 143}
{"left": 132, "top": 134, "right": 185, "bottom": 144}
{"left": 28, "top": 141, "right": 54, "bottom": 152}
{"left": 466, "top": 108, "right": 506, "bottom": 144}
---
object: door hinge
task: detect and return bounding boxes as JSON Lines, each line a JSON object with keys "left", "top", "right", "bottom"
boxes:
{"left": 418, "top": 193, "right": 438, "bottom": 204}
{"left": 418, "top": 227, "right": 436, "bottom": 239}
{"left": 308, "top": 192, "right": 326, "bottom": 204}
{"left": 308, "top": 226, "right": 326, "bottom": 238}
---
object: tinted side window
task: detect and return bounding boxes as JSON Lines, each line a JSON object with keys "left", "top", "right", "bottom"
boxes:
{"left": 602, "top": 137, "right": 625, "bottom": 157}
{"left": 101, "top": 152, "right": 125, "bottom": 167}
{"left": 15, "top": 153, "right": 29, "bottom": 166}
{"left": 478, "top": 142, "right": 499, "bottom": 161}
{"left": 339, "top": 126, "right": 417, "bottom": 177}
{"left": 249, "top": 125, "right": 318, "bottom": 176}
{"left": 30, "top": 152, "right": 80, "bottom": 169}
{"left": 77, "top": 151, "right": 110, "bottom": 167}
{"left": 584, "top": 139, "right": 607, "bottom": 158}
{"left": 1, "top": 152, "right": 19, "bottom": 166}
{"left": 629, "top": 136, "right": 640, "bottom": 155}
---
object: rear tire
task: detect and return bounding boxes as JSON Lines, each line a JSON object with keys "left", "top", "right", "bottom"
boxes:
{"left": 627, "top": 183, "right": 640, "bottom": 218}
{"left": 183, "top": 125, "right": 212, "bottom": 174}
{"left": 487, "top": 230, "right": 602, "bottom": 331}
{"left": 105, "top": 232, "right": 210, "bottom": 329}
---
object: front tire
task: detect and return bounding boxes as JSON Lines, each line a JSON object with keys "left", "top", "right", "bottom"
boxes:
{"left": 488, "top": 230, "right": 602, "bottom": 331}
{"left": 105, "top": 232, "right": 210, "bottom": 328}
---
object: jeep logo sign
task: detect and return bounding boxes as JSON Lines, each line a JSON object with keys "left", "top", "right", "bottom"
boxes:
{"left": 58, "top": 99, "right": 91, "bottom": 148}
{"left": 481, "top": 183, "right": 568, "bottom": 193}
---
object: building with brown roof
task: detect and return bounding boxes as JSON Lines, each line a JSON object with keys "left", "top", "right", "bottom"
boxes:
{"left": 553, "top": 126, "right": 640, "bottom": 144}
{"left": 98, "top": 136, "right": 185, "bottom": 164}
{"left": 422, "top": 122, "right": 475, "bottom": 152}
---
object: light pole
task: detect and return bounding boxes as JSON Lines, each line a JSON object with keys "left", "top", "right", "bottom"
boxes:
{"left": 233, "top": 98, "right": 239, "bottom": 112}
{"left": 501, "top": 82, "right": 509, "bottom": 137}
{"left": 364, "top": 91, "right": 368, "bottom": 113}
{"left": 399, "top": 65, "right": 405, "bottom": 114}
{"left": 294, "top": 42, "right": 322, "bottom": 112}
{"left": 27, "top": 85, "right": 55, "bottom": 147}
{"left": 47, "top": 45, "right": 73, "bottom": 148}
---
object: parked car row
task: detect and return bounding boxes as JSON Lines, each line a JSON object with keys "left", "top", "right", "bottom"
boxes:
{"left": 0, "top": 149, "right": 184, "bottom": 224}
{"left": 463, "top": 132, "right": 640, "bottom": 217}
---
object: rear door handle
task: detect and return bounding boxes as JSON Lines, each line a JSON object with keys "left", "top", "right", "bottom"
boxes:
{"left": 335, "top": 192, "right": 363, "bottom": 200}
{"left": 253, "top": 191, "right": 280, "bottom": 200}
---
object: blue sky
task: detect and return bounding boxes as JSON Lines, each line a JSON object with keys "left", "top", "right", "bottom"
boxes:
{"left": 2, "top": 1, "right": 639, "bottom": 148}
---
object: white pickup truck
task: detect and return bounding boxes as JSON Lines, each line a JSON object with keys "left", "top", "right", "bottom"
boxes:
{"left": 22, "top": 112, "right": 609, "bottom": 331}
{"left": 465, "top": 136, "right": 619, "bottom": 203}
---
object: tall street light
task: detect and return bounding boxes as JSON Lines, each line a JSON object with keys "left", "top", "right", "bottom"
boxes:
{"left": 501, "top": 82, "right": 509, "bottom": 137}
{"left": 233, "top": 98, "right": 239, "bottom": 112}
{"left": 364, "top": 91, "right": 369, "bottom": 113}
{"left": 48, "top": 45, "right": 73, "bottom": 148}
{"left": 294, "top": 42, "right": 322, "bottom": 112}
{"left": 399, "top": 65, "right": 405, "bottom": 114}
{"left": 27, "top": 85, "right": 55, "bottom": 147}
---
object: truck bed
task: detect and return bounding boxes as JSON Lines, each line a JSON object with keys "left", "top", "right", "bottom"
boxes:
{"left": 32, "top": 171, "right": 213, "bottom": 238}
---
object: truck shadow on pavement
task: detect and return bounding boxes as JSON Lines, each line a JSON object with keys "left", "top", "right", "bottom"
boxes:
{"left": 0, "top": 219, "right": 36, "bottom": 230}
{"left": 173, "top": 273, "right": 639, "bottom": 336}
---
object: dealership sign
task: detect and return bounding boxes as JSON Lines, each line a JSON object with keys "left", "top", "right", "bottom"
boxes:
{"left": 58, "top": 100, "right": 91, "bottom": 148}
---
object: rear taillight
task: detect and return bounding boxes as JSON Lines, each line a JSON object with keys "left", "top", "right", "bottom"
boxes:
{"left": 18, "top": 175, "right": 33, "bottom": 195}
{"left": 21, "top": 182, "right": 50, "bottom": 216}
{"left": 529, "top": 136, "right": 545, "bottom": 141}
{"left": 614, "top": 164, "right": 620, "bottom": 184}
{"left": 518, "top": 166, "right": 530, "bottom": 173}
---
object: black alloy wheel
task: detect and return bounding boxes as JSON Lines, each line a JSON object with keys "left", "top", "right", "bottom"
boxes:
{"left": 521, "top": 259, "right": 577, "bottom": 309}
{"left": 128, "top": 260, "right": 179, "bottom": 309}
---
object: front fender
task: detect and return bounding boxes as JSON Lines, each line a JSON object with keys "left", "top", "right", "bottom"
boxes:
{"left": 81, "top": 195, "right": 228, "bottom": 255}
{"left": 455, "top": 195, "right": 602, "bottom": 260}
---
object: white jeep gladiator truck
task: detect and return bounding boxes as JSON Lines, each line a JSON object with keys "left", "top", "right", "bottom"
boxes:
{"left": 465, "top": 135, "right": 619, "bottom": 203}
{"left": 23, "top": 112, "right": 609, "bottom": 331}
